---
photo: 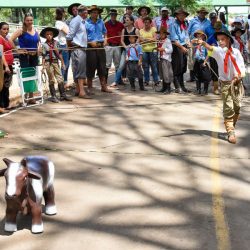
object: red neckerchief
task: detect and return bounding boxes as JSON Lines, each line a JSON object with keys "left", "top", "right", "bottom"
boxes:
{"left": 179, "top": 21, "right": 187, "bottom": 31}
{"left": 235, "top": 37, "right": 244, "bottom": 53}
{"left": 157, "top": 39, "right": 166, "bottom": 57}
{"left": 224, "top": 47, "right": 241, "bottom": 75}
{"left": 127, "top": 45, "right": 138, "bottom": 58}
{"left": 46, "top": 40, "right": 60, "bottom": 64}
{"left": 161, "top": 17, "right": 169, "bottom": 28}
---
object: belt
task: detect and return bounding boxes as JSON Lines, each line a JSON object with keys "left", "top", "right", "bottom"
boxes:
{"left": 128, "top": 60, "right": 139, "bottom": 63}
{"left": 108, "top": 43, "right": 120, "bottom": 47}
{"left": 220, "top": 80, "right": 231, "bottom": 84}
{"left": 45, "top": 59, "right": 59, "bottom": 63}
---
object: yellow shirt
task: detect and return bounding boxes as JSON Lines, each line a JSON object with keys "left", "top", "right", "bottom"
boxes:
{"left": 140, "top": 27, "right": 157, "bottom": 52}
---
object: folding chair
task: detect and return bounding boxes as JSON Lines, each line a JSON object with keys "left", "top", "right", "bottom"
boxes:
{"left": 17, "top": 66, "right": 44, "bottom": 107}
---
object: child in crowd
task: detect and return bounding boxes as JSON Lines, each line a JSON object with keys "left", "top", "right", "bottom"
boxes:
{"left": 196, "top": 29, "right": 245, "bottom": 144}
{"left": 191, "top": 30, "right": 211, "bottom": 95}
{"left": 157, "top": 26, "right": 173, "bottom": 94}
{"left": 40, "top": 27, "right": 72, "bottom": 102}
{"left": 126, "top": 34, "right": 146, "bottom": 91}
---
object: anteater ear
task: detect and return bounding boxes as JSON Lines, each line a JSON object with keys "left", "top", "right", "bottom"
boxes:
{"left": 3, "top": 158, "right": 14, "bottom": 167}
{"left": 28, "top": 171, "right": 41, "bottom": 180}
{"left": 0, "top": 168, "right": 7, "bottom": 177}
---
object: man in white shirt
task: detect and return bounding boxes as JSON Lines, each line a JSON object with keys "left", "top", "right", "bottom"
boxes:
{"left": 195, "top": 29, "right": 245, "bottom": 144}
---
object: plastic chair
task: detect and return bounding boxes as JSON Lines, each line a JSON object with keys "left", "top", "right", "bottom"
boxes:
{"left": 17, "top": 67, "right": 44, "bottom": 107}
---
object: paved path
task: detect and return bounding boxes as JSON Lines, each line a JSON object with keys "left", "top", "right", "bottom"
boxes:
{"left": 0, "top": 72, "right": 250, "bottom": 250}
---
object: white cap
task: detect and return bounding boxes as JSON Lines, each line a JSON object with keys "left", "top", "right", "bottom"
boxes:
{"left": 233, "top": 17, "right": 243, "bottom": 24}
{"left": 161, "top": 7, "right": 170, "bottom": 12}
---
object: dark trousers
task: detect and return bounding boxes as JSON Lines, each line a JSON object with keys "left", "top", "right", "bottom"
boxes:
{"left": 126, "top": 61, "right": 144, "bottom": 89}
{"left": 0, "top": 86, "right": 10, "bottom": 108}
{"left": 19, "top": 54, "right": 38, "bottom": 68}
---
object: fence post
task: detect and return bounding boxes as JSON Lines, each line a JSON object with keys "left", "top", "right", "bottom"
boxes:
{"left": 0, "top": 44, "right": 4, "bottom": 92}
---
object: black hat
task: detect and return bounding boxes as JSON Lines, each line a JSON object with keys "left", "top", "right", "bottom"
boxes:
{"left": 209, "top": 12, "right": 217, "bottom": 20}
{"left": 67, "top": 3, "right": 81, "bottom": 16}
{"left": 126, "top": 6, "right": 134, "bottom": 10}
{"left": 174, "top": 8, "right": 189, "bottom": 17}
{"left": 231, "top": 28, "right": 245, "bottom": 36}
{"left": 137, "top": 6, "right": 151, "bottom": 15}
{"left": 109, "top": 9, "right": 118, "bottom": 15}
{"left": 215, "top": 29, "right": 234, "bottom": 44}
{"left": 40, "top": 27, "right": 59, "bottom": 38}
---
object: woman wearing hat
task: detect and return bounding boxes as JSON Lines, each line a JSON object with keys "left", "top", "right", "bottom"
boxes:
{"left": 196, "top": 29, "right": 246, "bottom": 144}
{"left": 169, "top": 8, "right": 190, "bottom": 93}
{"left": 231, "top": 28, "right": 247, "bottom": 61}
{"left": 66, "top": 3, "right": 81, "bottom": 26}
{"left": 134, "top": 6, "right": 153, "bottom": 30}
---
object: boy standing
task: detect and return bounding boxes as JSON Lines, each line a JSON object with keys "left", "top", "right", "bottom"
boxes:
{"left": 126, "top": 34, "right": 145, "bottom": 91}
{"left": 40, "top": 27, "right": 72, "bottom": 102}
{"left": 157, "top": 26, "right": 173, "bottom": 94}
{"left": 195, "top": 29, "right": 245, "bottom": 144}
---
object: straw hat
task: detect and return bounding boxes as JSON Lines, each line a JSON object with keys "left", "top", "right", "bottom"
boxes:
{"left": 88, "top": 5, "right": 103, "bottom": 14}
{"left": 174, "top": 8, "right": 189, "bottom": 17}
{"left": 196, "top": 7, "right": 209, "bottom": 14}
{"left": 193, "top": 29, "right": 207, "bottom": 40}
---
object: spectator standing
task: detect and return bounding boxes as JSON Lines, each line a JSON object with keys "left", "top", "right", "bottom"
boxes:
{"left": 105, "top": 9, "right": 124, "bottom": 83}
{"left": 11, "top": 13, "right": 40, "bottom": 104}
{"left": 135, "top": 6, "right": 152, "bottom": 30}
{"left": 66, "top": 5, "right": 91, "bottom": 99}
{"left": 170, "top": 8, "right": 190, "bottom": 93}
{"left": 0, "top": 22, "right": 14, "bottom": 112}
{"left": 153, "top": 7, "right": 174, "bottom": 32}
{"left": 86, "top": 5, "right": 111, "bottom": 93}
{"left": 66, "top": 3, "right": 81, "bottom": 26}
{"left": 139, "top": 17, "right": 159, "bottom": 86}
{"left": 55, "top": 8, "right": 70, "bottom": 88}
{"left": 120, "top": 6, "right": 138, "bottom": 23}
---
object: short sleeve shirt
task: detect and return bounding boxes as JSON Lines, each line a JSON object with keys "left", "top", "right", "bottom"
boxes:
{"left": 55, "top": 20, "right": 68, "bottom": 45}
{"left": 139, "top": 27, "right": 157, "bottom": 52}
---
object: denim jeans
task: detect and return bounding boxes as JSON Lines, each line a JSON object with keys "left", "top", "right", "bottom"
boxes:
{"left": 115, "top": 50, "right": 126, "bottom": 84}
{"left": 142, "top": 52, "right": 159, "bottom": 83}
{"left": 59, "top": 44, "right": 69, "bottom": 84}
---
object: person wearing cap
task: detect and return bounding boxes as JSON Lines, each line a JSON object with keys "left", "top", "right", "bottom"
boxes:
{"left": 105, "top": 9, "right": 124, "bottom": 85}
{"left": 125, "top": 34, "right": 145, "bottom": 91}
{"left": 169, "top": 8, "right": 190, "bottom": 93}
{"left": 156, "top": 26, "right": 173, "bottom": 94}
{"left": 191, "top": 30, "right": 211, "bottom": 95}
{"left": 86, "top": 5, "right": 111, "bottom": 93}
{"left": 139, "top": 16, "right": 159, "bottom": 87}
{"left": 66, "top": 3, "right": 81, "bottom": 26}
{"left": 41, "top": 27, "right": 72, "bottom": 102}
{"left": 196, "top": 29, "right": 246, "bottom": 144}
{"left": 120, "top": 6, "right": 138, "bottom": 23}
{"left": 231, "top": 28, "right": 247, "bottom": 61}
{"left": 231, "top": 17, "right": 248, "bottom": 44}
{"left": 66, "top": 5, "right": 91, "bottom": 99}
{"left": 206, "top": 21, "right": 223, "bottom": 95}
{"left": 153, "top": 7, "right": 174, "bottom": 32}
{"left": 135, "top": 6, "right": 153, "bottom": 30}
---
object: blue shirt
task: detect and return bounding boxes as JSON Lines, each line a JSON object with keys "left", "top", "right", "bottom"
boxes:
{"left": 188, "top": 16, "right": 210, "bottom": 38}
{"left": 205, "top": 22, "right": 227, "bottom": 39}
{"left": 207, "top": 34, "right": 218, "bottom": 46}
{"left": 66, "top": 15, "right": 87, "bottom": 48}
{"left": 86, "top": 18, "right": 107, "bottom": 42}
{"left": 126, "top": 44, "right": 143, "bottom": 61}
{"left": 193, "top": 45, "right": 207, "bottom": 61}
{"left": 170, "top": 19, "right": 189, "bottom": 45}
{"left": 153, "top": 16, "right": 175, "bottom": 32}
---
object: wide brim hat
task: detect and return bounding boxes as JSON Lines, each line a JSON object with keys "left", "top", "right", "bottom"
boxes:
{"left": 231, "top": 28, "right": 245, "bottom": 36}
{"left": 193, "top": 29, "right": 207, "bottom": 40}
{"left": 215, "top": 29, "right": 234, "bottom": 44}
{"left": 40, "top": 27, "right": 59, "bottom": 38}
{"left": 109, "top": 9, "right": 118, "bottom": 15}
{"left": 196, "top": 7, "right": 209, "bottom": 14}
{"left": 156, "top": 26, "right": 170, "bottom": 35}
{"left": 88, "top": 5, "right": 103, "bottom": 14}
{"left": 137, "top": 6, "right": 151, "bottom": 15}
{"left": 67, "top": 3, "right": 81, "bottom": 15}
{"left": 174, "top": 8, "right": 189, "bottom": 17}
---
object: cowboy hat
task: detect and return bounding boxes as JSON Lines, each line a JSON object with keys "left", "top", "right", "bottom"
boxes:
{"left": 215, "top": 29, "right": 234, "bottom": 44}
{"left": 193, "top": 29, "right": 207, "bottom": 40}
{"left": 156, "top": 26, "right": 170, "bottom": 35}
{"left": 213, "top": 21, "right": 222, "bottom": 30}
{"left": 174, "top": 8, "right": 189, "bottom": 17}
{"left": 137, "top": 6, "right": 151, "bottom": 15}
{"left": 40, "top": 27, "right": 59, "bottom": 38}
{"left": 231, "top": 28, "right": 245, "bottom": 36}
{"left": 196, "top": 7, "right": 209, "bottom": 14}
{"left": 67, "top": 3, "right": 81, "bottom": 15}
{"left": 88, "top": 5, "right": 103, "bottom": 14}
{"left": 109, "top": 9, "right": 118, "bottom": 15}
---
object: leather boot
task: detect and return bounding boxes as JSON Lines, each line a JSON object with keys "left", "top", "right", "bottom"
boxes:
{"left": 49, "top": 85, "right": 59, "bottom": 103}
{"left": 204, "top": 82, "right": 209, "bottom": 95}
{"left": 187, "top": 70, "right": 195, "bottom": 82}
{"left": 129, "top": 78, "right": 136, "bottom": 91}
{"left": 164, "top": 83, "right": 171, "bottom": 94}
{"left": 158, "top": 81, "right": 167, "bottom": 92}
{"left": 173, "top": 76, "right": 181, "bottom": 93}
{"left": 139, "top": 79, "right": 147, "bottom": 91}
{"left": 196, "top": 81, "right": 201, "bottom": 95}
{"left": 224, "top": 118, "right": 236, "bottom": 144}
{"left": 233, "top": 114, "right": 240, "bottom": 127}
{"left": 213, "top": 81, "right": 220, "bottom": 95}
{"left": 58, "top": 83, "right": 72, "bottom": 101}
{"left": 179, "top": 75, "right": 189, "bottom": 93}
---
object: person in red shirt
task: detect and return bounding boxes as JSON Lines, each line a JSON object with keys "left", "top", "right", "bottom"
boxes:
{"left": 104, "top": 9, "right": 124, "bottom": 85}
{"left": 0, "top": 22, "right": 14, "bottom": 113}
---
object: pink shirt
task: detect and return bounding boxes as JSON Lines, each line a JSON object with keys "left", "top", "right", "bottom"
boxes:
{"left": 134, "top": 17, "right": 155, "bottom": 30}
